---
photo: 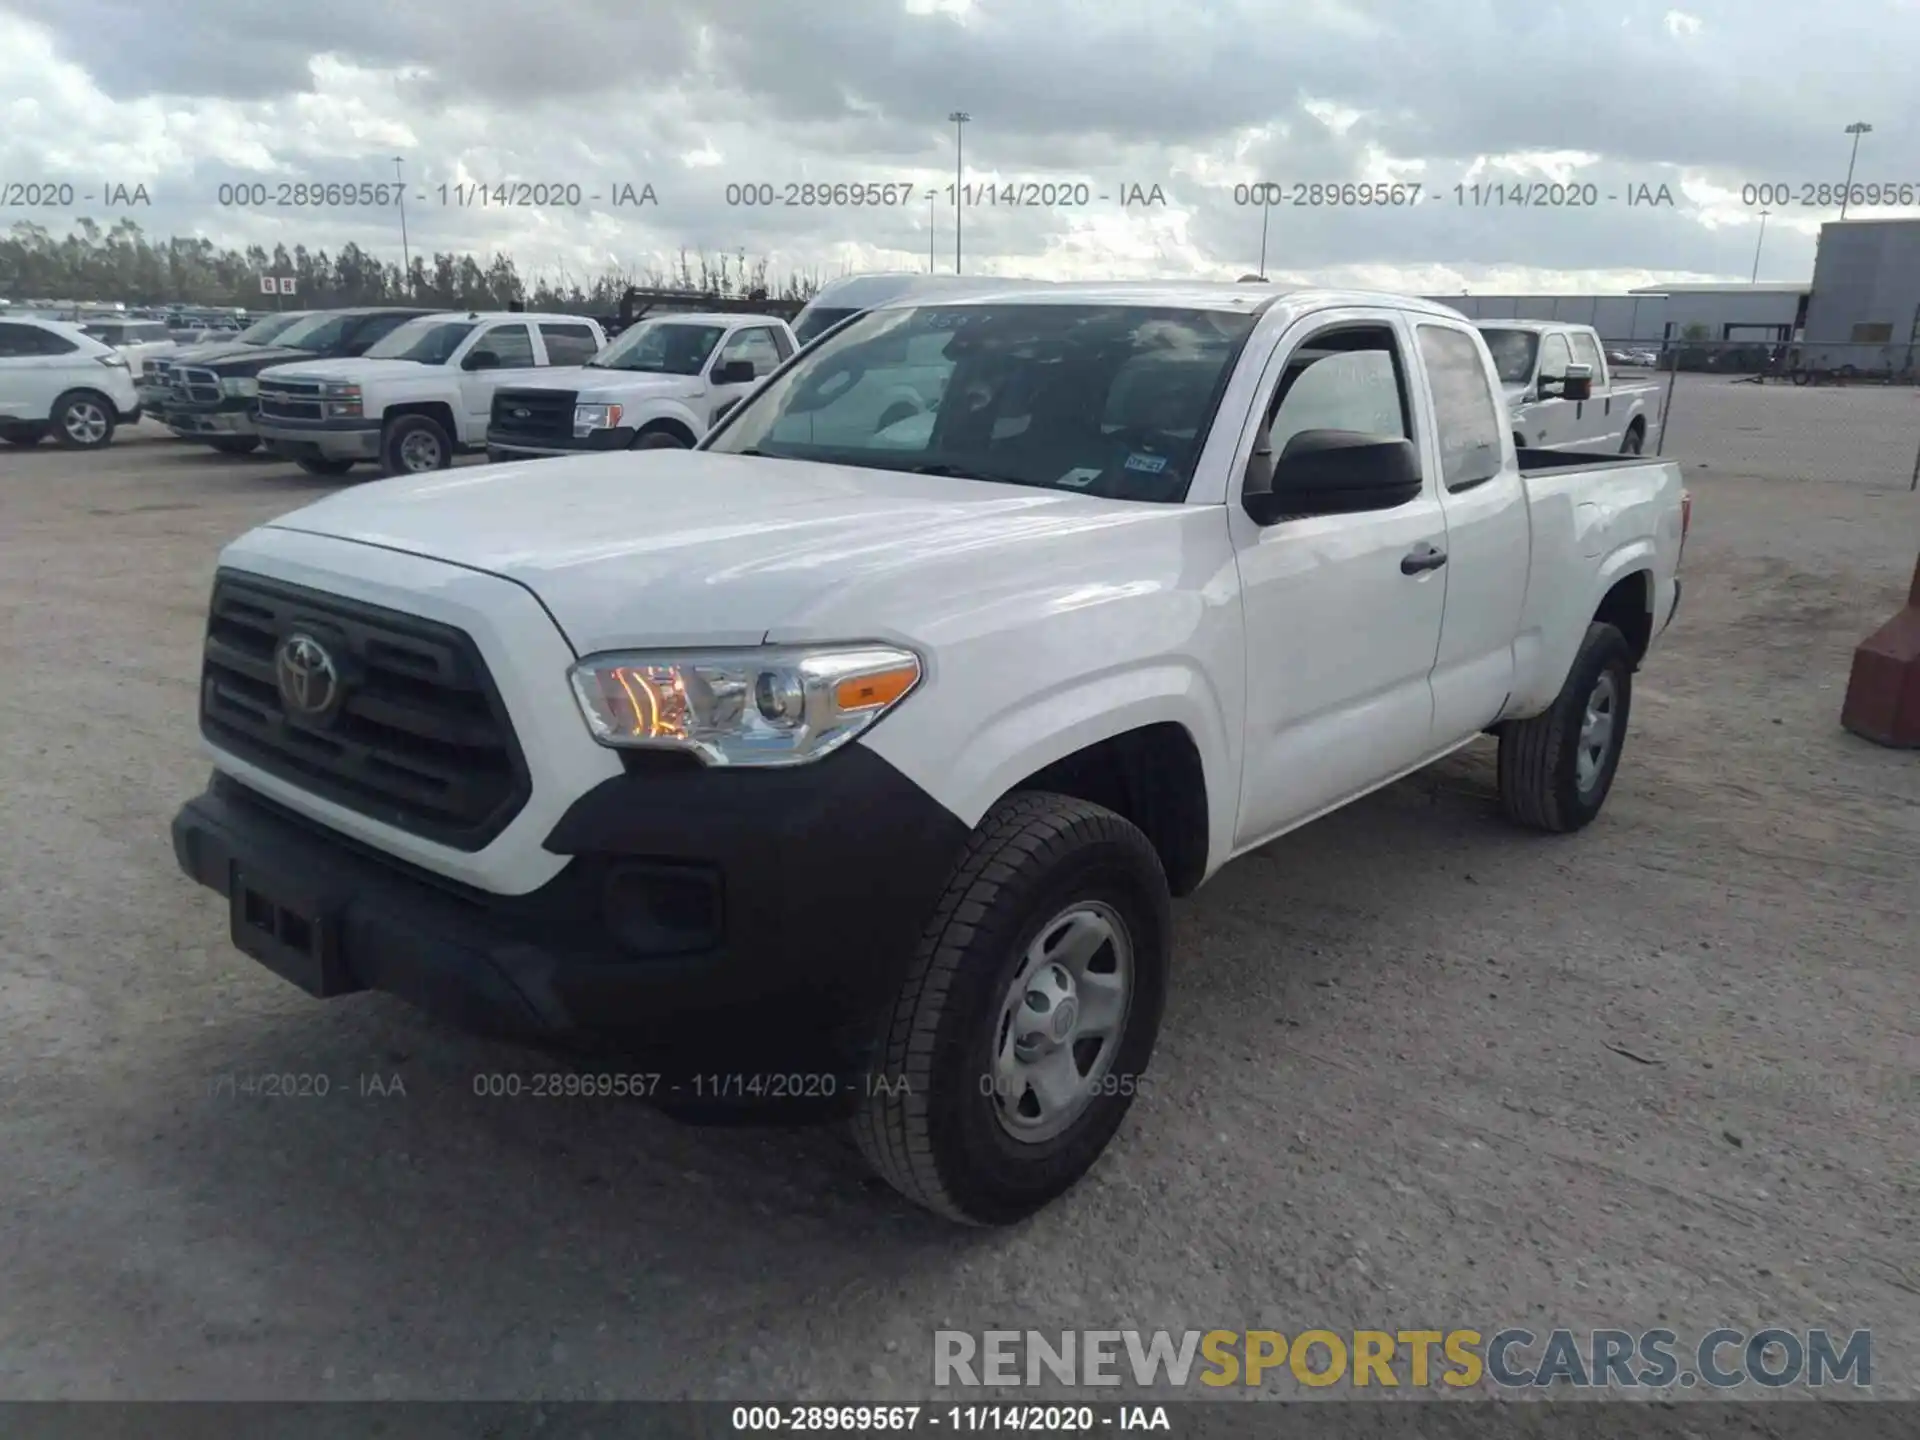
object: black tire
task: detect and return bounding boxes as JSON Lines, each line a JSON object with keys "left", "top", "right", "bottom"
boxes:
{"left": 295, "top": 456, "right": 357, "bottom": 477}
{"left": 50, "top": 391, "right": 117, "bottom": 450}
{"left": 208, "top": 436, "right": 260, "bottom": 455}
{"left": 0, "top": 424, "right": 44, "bottom": 447}
{"left": 1620, "top": 421, "right": 1645, "bottom": 455}
{"left": 632, "top": 426, "right": 691, "bottom": 450}
{"left": 855, "top": 792, "right": 1170, "bottom": 1226}
{"left": 380, "top": 414, "right": 454, "bottom": 476}
{"left": 1497, "top": 622, "right": 1634, "bottom": 833}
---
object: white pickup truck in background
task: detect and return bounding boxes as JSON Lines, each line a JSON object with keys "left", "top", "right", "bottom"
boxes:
{"left": 484, "top": 312, "right": 798, "bottom": 460}
{"left": 1476, "top": 320, "right": 1662, "bottom": 454}
{"left": 254, "top": 311, "right": 607, "bottom": 477}
{"left": 172, "top": 282, "right": 1688, "bottom": 1226}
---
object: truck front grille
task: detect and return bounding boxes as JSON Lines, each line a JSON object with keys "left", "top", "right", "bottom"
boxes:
{"left": 490, "top": 386, "right": 578, "bottom": 445}
{"left": 258, "top": 379, "right": 325, "bottom": 421}
{"left": 177, "top": 368, "right": 222, "bottom": 405}
{"left": 198, "top": 572, "right": 531, "bottom": 852}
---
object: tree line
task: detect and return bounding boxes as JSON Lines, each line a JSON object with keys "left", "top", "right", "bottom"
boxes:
{"left": 0, "top": 219, "right": 827, "bottom": 312}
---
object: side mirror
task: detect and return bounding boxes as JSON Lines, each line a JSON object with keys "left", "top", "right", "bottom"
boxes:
{"left": 1560, "top": 362, "right": 1594, "bottom": 401}
{"left": 712, "top": 359, "right": 758, "bottom": 386}
{"left": 1243, "top": 430, "right": 1422, "bottom": 525}
{"left": 464, "top": 349, "right": 500, "bottom": 371}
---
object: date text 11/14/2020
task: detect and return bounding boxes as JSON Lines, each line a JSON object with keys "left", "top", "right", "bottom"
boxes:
{"left": 1232, "top": 181, "right": 1679, "bottom": 208}
{"left": 723, "top": 181, "right": 1170, "bottom": 208}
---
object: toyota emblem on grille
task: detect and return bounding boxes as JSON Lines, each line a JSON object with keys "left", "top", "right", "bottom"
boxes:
{"left": 275, "top": 632, "right": 341, "bottom": 720}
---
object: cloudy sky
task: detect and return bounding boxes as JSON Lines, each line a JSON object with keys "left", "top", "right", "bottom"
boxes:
{"left": 3, "top": 0, "right": 1917, "bottom": 294}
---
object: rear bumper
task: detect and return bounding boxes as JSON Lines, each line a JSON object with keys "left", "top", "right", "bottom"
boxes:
{"left": 172, "top": 749, "right": 968, "bottom": 1097}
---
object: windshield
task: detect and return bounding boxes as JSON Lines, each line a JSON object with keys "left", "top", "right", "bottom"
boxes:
{"left": 1478, "top": 329, "right": 1540, "bottom": 386}
{"left": 587, "top": 320, "right": 725, "bottom": 375}
{"left": 276, "top": 313, "right": 359, "bottom": 352}
{"left": 365, "top": 319, "right": 477, "bottom": 363}
{"left": 238, "top": 312, "right": 305, "bottom": 344}
{"left": 705, "top": 302, "right": 1259, "bottom": 503}
{"left": 792, "top": 306, "right": 861, "bottom": 346}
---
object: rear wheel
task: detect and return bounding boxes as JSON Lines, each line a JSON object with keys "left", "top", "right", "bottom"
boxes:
{"left": 51, "top": 392, "right": 116, "bottom": 449}
{"left": 295, "top": 456, "right": 356, "bottom": 477}
{"left": 1497, "top": 622, "right": 1634, "bottom": 833}
{"left": 381, "top": 414, "right": 453, "bottom": 476}
{"left": 1620, "top": 421, "right": 1645, "bottom": 455}
{"left": 208, "top": 436, "right": 260, "bottom": 455}
{"left": 855, "top": 792, "right": 1170, "bottom": 1225}
{"left": 0, "top": 423, "right": 44, "bottom": 447}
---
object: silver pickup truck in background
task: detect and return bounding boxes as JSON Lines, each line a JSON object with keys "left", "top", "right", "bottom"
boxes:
{"left": 1476, "top": 319, "right": 1663, "bottom": 455}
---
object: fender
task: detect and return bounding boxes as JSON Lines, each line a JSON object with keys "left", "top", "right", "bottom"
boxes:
{"left": 863, "top": 661, "right": 1239, "bottom": 877}
{"left": 1510, "top": 539, "right": 1657, "bottom": 715}
{"left": 617, "top": 394, "right": 707, "bottom": 437}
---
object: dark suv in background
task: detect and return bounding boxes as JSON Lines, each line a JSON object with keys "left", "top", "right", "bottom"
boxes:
{"left": 162, "top": 307, "right": 443, "bottom": 455}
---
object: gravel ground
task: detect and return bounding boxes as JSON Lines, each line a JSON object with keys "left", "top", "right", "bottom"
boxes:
{"left": 1, "top": 384, "right": 1916, "bottom": 1404}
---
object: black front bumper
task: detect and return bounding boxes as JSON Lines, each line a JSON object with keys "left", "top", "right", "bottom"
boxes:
{"left": 172, "top": 752, "right": 967, "bottom": 1096}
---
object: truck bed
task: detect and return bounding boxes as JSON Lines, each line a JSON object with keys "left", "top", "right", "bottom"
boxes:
{"left": 1515, "top": 447, "right": 1670, "bottom": 477}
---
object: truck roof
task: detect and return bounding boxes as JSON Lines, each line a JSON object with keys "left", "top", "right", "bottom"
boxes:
{"left": 875, "top": 281, "right": 1473, "bottom": 320}
{"left": 431, "top": 311, "right": 603, "bottom": 325}
{"left": 1471, "top": 318, "right": 1596, "bottom": 333}
{"left": 626, "top": 311, "right": 788, "bottom": 327}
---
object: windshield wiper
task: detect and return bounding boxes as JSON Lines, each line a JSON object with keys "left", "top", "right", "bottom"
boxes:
{"left": 909, "top": 461, "right": 1042, "bottom": 489}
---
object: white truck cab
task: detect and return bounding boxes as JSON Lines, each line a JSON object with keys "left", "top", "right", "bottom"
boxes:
{"left": 254, "top": 311, "right": 606, "bottom": 477}
{"left": 1476, "top": 320, "right": 1662, "bottom": 454}
{"left": 173, "top": 283, "right": 1688, "bottom": 1226}
{"left": 485, "top": 313, "right": 798, "bottom": 460}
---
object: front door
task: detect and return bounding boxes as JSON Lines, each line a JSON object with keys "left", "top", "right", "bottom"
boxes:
{"left": 456, "top": 322, "right": 536, "bottom": 441}
{"left": 1230, "top": 309, "right": 1448, "bottom": 848}
{"left": 706, "top": 326, "right": 784, "bottom": 427}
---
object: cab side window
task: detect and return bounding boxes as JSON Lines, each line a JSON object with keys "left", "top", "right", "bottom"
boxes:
{"left": 1417, "top": 324, "right": 1504, "bottom": 491}
{"left": 1568, "top": 331, "right": 1605, "bottom": 382}
{"left": 479, "top": 323, "right": 535, "bottom": 367}
{"left": 1264, "top": 324, "right": 1413, "bottom": 460}
{"left": 715, "top": 326, "right": 784, "bottom": 378}
{"left": 1538, "top": 333, "right": 1572, "bottom": 384}
{"left": 539, "top": 323, "right": 600, "bottom": 365}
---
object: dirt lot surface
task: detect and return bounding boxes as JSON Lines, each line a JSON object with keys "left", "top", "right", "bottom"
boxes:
{"left": 1, "top": 379, "right": 1916, "bottom": 1404}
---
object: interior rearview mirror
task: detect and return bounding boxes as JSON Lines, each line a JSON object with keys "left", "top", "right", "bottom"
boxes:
{"left": 713, "top": 359, "right": 758, "bottom": 386}
{"left": 1243, "top": 430, "right": 1422, "bottom": 525}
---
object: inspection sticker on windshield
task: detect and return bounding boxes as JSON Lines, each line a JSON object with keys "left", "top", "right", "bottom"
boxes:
{"left": 1057, "top": 467, "right": 1104, "bottom": 488}
{"left": 1124, "top": 452, "right": 1168, "bottom": 474}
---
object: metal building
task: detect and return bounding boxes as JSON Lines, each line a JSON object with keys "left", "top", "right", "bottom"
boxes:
{"left": 1796, "top": 218, "right": 1920, "bottom": 372}
{"left": 1424, "top": 284, "right": 1809, "bottom": 345}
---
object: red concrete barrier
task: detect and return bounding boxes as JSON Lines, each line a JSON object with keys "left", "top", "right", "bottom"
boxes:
{"left": 1841, "top": 554, "right": 1920, "bottom": 748}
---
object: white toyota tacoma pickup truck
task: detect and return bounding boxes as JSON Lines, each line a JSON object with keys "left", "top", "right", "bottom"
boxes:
{"left": 1476, "top": 320, "right": 1663, "bottom": 455}
{"left": 254, "top": 310, "right": 607, "bottom": 477}
{"left": 484, "top": 312, "right": 798, "bottom": 460}
{"left": 171, "top": 283, "right": 1688, "bottom": 1225}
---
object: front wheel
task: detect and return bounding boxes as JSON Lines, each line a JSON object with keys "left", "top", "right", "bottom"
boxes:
{"left": 51, "top": 392, "right": 116, "bottom": 449}
{"left": 381, "top": 414, "right": 453, "bottom": 476}
{"left": 0, "top": 423, "right": 44, "bottom": 447}
{"left": 855, "top": 792, "right": 1170, "bottom": 1225}
{"left": 632, "top": 427, "right": 690, "bottom": 450}
{"left": 1497, "top": 621, "right": 1634, "bottom": 833}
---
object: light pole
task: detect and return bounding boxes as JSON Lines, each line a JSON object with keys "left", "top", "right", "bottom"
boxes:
{"left": 1841, "top": 122, "right": 1872, "bottom": 218}
{"left": 1751, "top": 209, "right": 1770, "bottom": 282}
{"left": 949, "top": 111, "right": 970, "bottom": 274}
{"left": 394, "top": 156, "right": 413, "bottom": 292}
{"left": 1257, "top": 189, "right": 1271, "bottom": 279}
{"left": 929, "top": 193, "right": 936, "bottom": 274}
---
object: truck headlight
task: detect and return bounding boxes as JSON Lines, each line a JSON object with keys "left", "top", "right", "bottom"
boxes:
{"left": 568, "top": 645, "right": 922, "bottom": 766}
{"left": 220, "top": 377, "right": 258, "bottom": 397}
{"left": 322, "top": 382, "right": 361, "bottom": 418}
{"left": 574, "top": 403, "right": 624, "bottom": 436}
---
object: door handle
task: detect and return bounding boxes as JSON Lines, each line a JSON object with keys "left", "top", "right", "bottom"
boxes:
{"left": 1401, "top": 543, "right": 1448, "bottom": 575}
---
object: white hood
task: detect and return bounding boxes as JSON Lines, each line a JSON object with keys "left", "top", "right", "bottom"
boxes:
{"left": 258, "top": 450, "right": 1187, "bottom": 653}
{"left": 257, "top": 357, "right": 444, "bottom": 384}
